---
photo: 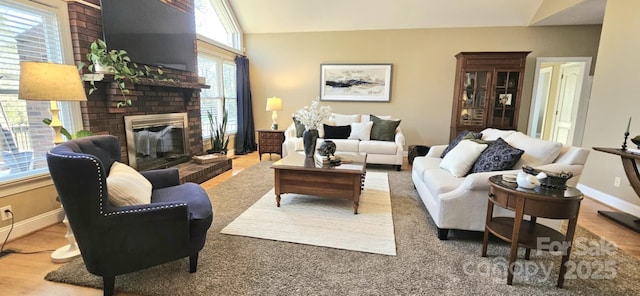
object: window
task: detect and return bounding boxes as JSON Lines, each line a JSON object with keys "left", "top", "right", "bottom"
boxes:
{"left": 197, "top": 52, "right": 237, "bottom": 139}
{"left": 194, "top": 0, "right": 242, "bottom": 53}
{"left": 195, "top": 0, "right": 242, "bottom": 143}
{"left": 0, "top": 0, "right": 80, "bottom": 187}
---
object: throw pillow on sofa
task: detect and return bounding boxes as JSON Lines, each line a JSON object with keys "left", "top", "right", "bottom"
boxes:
{"left": 441, "top": 130, "right": 483, "bottom": 158}
{"left": 481, "top": 128, "right": 516, "bottom": 141}
{"left": 331, "top": 113, "right": 360, "bottom": 126}
{"left": 440, "top": 140, "right": 488, "bottom": 177}
{"left": 361, "top": 114, "right": 392, "bottom": 122}
{"left": 470, "top": 137, "right": 524, "bottom": 173}
{"left": 504, "top": 132, "right": 562, "bottom": 168}
{"left": 349, "top": 121, "right": 373, "bottom": 140}
{"left": 370, "top": 114, "right": 400, "bottom": 141}
{"left": 323, "top": 124, "right": 351, "bottom": 139}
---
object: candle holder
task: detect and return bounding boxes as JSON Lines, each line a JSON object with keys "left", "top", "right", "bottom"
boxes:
{"left": 622, "top": 132, "right": 630, "bottom": 151}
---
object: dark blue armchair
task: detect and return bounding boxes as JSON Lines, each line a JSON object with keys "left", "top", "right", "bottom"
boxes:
{"left": 46, "top": 135, "right": 213, "bottom": 296}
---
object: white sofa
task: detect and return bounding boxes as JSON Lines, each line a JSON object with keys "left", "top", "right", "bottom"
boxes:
{"left": 282, "top": 114, "right": 405, "bottom": 170}
{"left": 411, "top": 128, "right": 590, "bottom": 240}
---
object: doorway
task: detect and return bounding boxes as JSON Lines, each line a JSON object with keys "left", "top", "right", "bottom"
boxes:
{"left": 527, "top": 57, "right": 593, "bottom": 146}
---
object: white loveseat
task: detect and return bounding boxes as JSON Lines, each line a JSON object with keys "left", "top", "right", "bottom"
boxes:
{"left": 282, "top": 114, "right": 405, "bottom": 170}
{"left": 411, "top": 128, "right": 590, "bottom": 240}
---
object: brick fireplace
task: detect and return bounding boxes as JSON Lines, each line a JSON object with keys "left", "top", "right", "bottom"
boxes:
{"left": 68, "top": 0, "right": 206, "bottom": 166}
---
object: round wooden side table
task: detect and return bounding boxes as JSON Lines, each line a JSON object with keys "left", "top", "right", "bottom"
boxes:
{"left": 482, "top": 175, "right": 583, "bottom": 288}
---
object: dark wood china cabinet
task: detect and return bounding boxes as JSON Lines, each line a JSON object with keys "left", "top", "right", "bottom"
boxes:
{"left": 449, "top": 51, "right": 530, "bottom": 141}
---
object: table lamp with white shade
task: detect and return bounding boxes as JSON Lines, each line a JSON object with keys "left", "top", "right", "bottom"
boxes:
{"left": 266, "top": 97, "right": 282, "bottom": 130}
{"left": 18, "top": 61, "right": 88, "bottom": 263}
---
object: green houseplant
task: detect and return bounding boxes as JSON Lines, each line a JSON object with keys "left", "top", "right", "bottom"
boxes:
{"left": 207, "top": 109, "right": 229, "bottom": 154}
{"left": 42, "top": 118, "right": 93, "bottom": 140}
{"left": 80, "top": 39, "right": 164, "bottom": 108}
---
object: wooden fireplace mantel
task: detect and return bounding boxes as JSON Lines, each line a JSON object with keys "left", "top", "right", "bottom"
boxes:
{"left": 592, "top": 147, "right": 640, "bottom": 233}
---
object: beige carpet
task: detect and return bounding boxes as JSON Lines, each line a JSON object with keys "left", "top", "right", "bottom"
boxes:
{"left": 45, "top": 161, "right": 640, "bottom": 295}
{"left": 220, "top": 172, "right": 396, "bottom": 255}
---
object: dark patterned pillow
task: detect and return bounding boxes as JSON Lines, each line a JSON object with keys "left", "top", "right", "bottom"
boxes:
{"left": 293, "top": 117, "right": 305, "bottom": 137}
{"left": 470, "top": 137, "right": 524, "bottom": 173}
{"left": 441, "top": 130, "right": 483, "bottom": 158}
{"left": 323, "top": 124, "right": 351, "bottom": 139}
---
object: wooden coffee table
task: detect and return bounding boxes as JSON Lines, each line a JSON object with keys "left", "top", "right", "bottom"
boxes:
{"left": 271, "top": 152, "right": 367, "bottom": 214}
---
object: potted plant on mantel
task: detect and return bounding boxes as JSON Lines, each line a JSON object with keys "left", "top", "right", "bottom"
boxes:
{"left": 79, "top": 39, "right": 166, "bottom": 108}
{"left": 206, "top": 109, "right": 229, "bottom": 155}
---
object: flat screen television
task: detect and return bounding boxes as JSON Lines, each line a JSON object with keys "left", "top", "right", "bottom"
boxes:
{"left": 100, "top": 0, "right": 197, "bottom": 73}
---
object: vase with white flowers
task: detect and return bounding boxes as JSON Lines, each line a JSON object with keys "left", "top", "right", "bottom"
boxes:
{"left": 294, "top": 99, "right": 332, "bottom": 157}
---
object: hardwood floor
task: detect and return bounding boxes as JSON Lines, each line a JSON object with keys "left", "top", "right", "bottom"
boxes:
{"left": 1, "top": 152, "right": 639, "bottom": 295}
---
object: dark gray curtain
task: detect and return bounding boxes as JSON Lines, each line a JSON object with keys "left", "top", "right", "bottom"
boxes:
{"left": 234, "top": 55, "right": 256, "bottom": 154}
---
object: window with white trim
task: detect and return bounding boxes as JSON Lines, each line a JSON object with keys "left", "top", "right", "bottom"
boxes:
{"left": 195, "top": 0, "right": 242, "bottom": 144}
{"left": 197, "top": 52, "right": 237, "bottom": 138}
{"left": 194, "top": 0, "right": 242, "bottom": 52}
{"left": 0, "top": 0, "right": 80, "bottom": 185}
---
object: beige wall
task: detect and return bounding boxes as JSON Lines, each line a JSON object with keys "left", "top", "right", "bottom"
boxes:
{"left": 581, "top": 0, "right": 640, "bottom": 207}
{"left": 0, "top": 184, "right": 59, "bottom": 228}
{"left": 245, "top": 25, "right": 601, "bottom": 148}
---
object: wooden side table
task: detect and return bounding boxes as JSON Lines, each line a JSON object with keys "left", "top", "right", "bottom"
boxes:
{"left": 482, "top": 175, "right": 583, "bottom": 288}
{"left": 257, "top": 129, "right": 285, "bottom": 160}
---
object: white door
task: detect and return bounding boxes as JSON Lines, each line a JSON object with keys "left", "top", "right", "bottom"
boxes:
{"left": 531, "top": 67, "right": 553, "bottom": 138}
{"left": 551, "top": 63, "right": 585, "bottom": 145}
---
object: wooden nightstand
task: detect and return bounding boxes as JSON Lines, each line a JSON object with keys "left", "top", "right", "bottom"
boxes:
{"left": 257, "top": 129, "right": 285, "bottom": 160}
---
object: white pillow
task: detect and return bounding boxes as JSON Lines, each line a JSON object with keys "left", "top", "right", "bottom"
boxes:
{"left": 349, "top": 121, "right": 374, "bottom": 140}
{"left": 504, "top": 132, "right": 562, "bottom": 168}
{"left": 331, "top": 113, "right": 360, "bottom": 126}
{"left": 107, "top": 161, "right": 152, "bottom": 206}
{"left": 481, "top": 128, "right": 516, "bottom": 141}
{"left": 439, "top": 140, "right": 488, "bottom": 177}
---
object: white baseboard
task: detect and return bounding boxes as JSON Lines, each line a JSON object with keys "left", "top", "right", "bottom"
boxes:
{"left": 577, "top": 183, "right": 640, "bottom": 217}
{"left": 0, "top": 208, "right": 64, "bottom": 243}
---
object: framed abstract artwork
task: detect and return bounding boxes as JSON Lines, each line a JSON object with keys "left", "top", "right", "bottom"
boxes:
{"left": 320, "top": 64, "right": 392, "bottom": 102}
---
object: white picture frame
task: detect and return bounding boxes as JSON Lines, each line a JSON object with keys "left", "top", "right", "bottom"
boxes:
{"left": 320, "top": 64, "right": 392, "bottom": 102}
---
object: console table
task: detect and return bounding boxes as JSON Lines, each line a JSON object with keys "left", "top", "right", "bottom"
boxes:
{"left": 482, "top": 175, "right": 583, "bottom": 287}
{"left": 592, "top": 147, "right": 640, "bottom": 233}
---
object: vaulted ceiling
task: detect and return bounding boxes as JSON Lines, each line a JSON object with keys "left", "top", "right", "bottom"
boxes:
{"left": 228, "top": 0, "right": 606, "bottom": 34}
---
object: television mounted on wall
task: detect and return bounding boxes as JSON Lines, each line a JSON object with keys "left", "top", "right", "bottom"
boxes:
{"left": 100, "top": 0, "right": 197, "bottom": 73}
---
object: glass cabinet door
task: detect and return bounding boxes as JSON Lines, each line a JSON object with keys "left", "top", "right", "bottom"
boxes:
{"left": 491, "top": 71, "right": 519, "bottom": 128}
{"left": 459, "top": 71, "right": 489, "bottom": 126}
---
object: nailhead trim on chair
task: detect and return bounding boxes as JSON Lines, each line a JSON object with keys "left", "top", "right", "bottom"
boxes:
{"left": 48, "top": 152, "right": 188, "bottom": 217}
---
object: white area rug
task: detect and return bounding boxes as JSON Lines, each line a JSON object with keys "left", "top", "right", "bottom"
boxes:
{"left": 220, "top": 172, "right": 396, "bottom": 255}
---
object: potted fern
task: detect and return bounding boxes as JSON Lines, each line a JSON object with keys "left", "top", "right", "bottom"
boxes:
{"left": 206, "top": 109, "right": 229, "bottom": 154}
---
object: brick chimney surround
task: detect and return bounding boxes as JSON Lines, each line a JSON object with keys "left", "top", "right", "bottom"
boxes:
{"left": 69, "top": 0, "right": 203, "bottom": 165}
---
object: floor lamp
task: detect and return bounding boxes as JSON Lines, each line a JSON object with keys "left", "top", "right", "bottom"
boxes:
{"left": 18, "top": 61, "right": 88, "bottom": 263}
